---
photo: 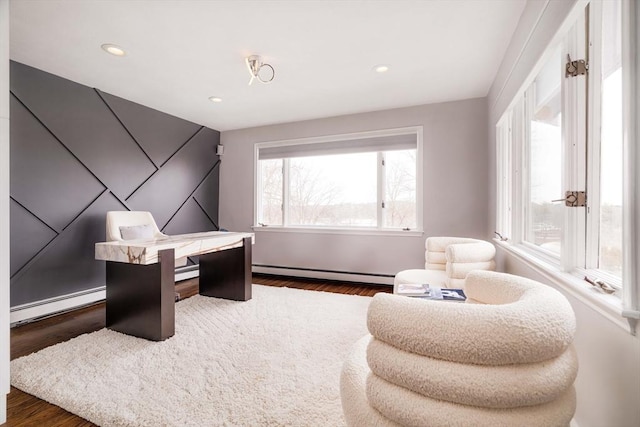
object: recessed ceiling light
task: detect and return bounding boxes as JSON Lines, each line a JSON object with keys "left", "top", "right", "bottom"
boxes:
{"left": 101, "top": 44, "right": 126, "bottom": 57}
{"left": 373, "top": 64, "right": 390, "bottom": 73}
{"left": 209, "top": 96, "right": 223, "bottom": 103}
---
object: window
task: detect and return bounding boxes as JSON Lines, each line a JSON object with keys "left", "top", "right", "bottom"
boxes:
{"left": 495, "top": 1, "right": 628, "bottom": 290}
{"left": 255, "top": 128, "right": 422, "bottom": 232}
{"left": 524, "top": 45, "right": 563, "bottom": 256}
{"left": 592, "top": 0, "right": 623, "bottom": 277}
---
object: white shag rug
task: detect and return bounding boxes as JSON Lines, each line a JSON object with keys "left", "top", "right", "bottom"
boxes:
{"left": 11, "top": 285, "right": 372, "bottom": 426}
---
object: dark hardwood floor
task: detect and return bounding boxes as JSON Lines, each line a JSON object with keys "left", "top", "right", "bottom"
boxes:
{"left": 3, "top": 274, "right": 390, "bottom": 427}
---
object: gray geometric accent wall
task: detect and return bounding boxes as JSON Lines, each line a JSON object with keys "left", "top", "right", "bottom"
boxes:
{"left": 9, "top": 61, "right": 220, "bottom": 307}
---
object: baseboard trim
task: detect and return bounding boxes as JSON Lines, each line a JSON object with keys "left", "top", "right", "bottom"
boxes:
{"left": 10, "top": 265, "right": 392, "bottom": 325}
{"left": 175, "top": 265, "right": 199, "bottom": 282}
{"left": 10, "top": 286, "right": 106, "bottom": 326}
{"left": 10, "top": 267, "right": 202, "bottom": 326}
{"left": 1, "top": 393, "right": 6, "bottom": 425}
{"left": 252, "top": 265, "right": 394, "bottom": 285}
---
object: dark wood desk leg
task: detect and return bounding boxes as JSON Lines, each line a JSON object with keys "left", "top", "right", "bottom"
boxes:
{"left": 106, "top": 249, "right": 175, "bottom": 341}
{"left": 199, "top": 237, "right": 252, "bottom": 301}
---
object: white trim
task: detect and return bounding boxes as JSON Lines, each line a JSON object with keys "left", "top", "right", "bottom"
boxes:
{"left": 0, "top": 397, "right": 5, "bottom": 425}
{"left": 495, "top": 240, "right": 630, "bottom": 333}
{"left": 175, "top": 267, "right": 199, "bottom": 282}
{"left": 562, "top": 11, "right": 588, "bottom": 272}
{"left": 282, "top": 158, "right": 290, "bottom": 225}
{"left": 254, "top": 126, "right": 422, "bottom": 151}
{"left": 586, "top": 0, "right": 603, "bottom": 270}
{"left": 414, "top": 126, "right": 424, "bottom": 231}
{"left": 10, "top": 269, "right": 201, "bottom": 325}
{"left": 512, "top": 99, "right": 526, "bottom": 243}
{"left": 252, "top": 265, "right": 394, "bottom": 286}
{"left": 251, "top": 225, "right": 423, "bottom": 237}
{"left": 495, "top": 114, "right": 513, "bottom": 239}
{"left": 10, "top": 287, "right": 106, "bottom": 326}
{"left": 621, "top": 0, "right": 640, "bottom": 332}
{"left": 377, "top": 152, "right": 385, "bottom": 228}
{"left": 0, "top": 0, "right": 9, "bottom": 421}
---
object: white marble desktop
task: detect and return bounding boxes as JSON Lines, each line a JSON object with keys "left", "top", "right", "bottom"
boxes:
{"left": 95, "top": 231, "right": 255, "bottom": 265}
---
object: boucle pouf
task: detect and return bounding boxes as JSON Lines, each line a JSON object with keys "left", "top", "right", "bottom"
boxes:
{"left": 367, "top": 337, "right": 578, "bottom": 408}
{"left": 366, "top": 373, "right": 576, "bottom": 427}
{"left": 368, "top": 271, "right": 576, "bottom": 365}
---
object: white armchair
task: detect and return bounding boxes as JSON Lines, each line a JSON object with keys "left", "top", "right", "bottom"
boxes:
{"left": 394, "top": 236, "right": 496, "bottom": 290}
{"left": 105, "top": 211, "right": 186, "bottom": 267}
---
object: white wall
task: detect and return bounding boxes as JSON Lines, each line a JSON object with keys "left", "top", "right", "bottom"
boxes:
{"left": 487, "top": 1, "right": 640, "bottom": 426}
{"left": 220, "top": 99, "right": 488, "bottom": 278}
{"left": 497, "top": 248, "right": 640, "bottom": 427}
{"left": 0, "top": 0, "right": 10, "bottom": 422}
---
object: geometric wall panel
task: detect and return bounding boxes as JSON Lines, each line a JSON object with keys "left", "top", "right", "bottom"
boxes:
{"left": 10, "top": 61, "right": 220, "bottom": 307}
{"left": 10, "top": 95, "right": 105, "bottom": 232}
{"left": 163, "top": 196, "right": 218, "bottom": 236}
{"left": 9, "top": 199, "right": 57, "bottom": 278}
{"left": 163, "top": 195, "right": 220, "bottom": 267}
{"left": 10, "top": 61, "right": 156, "bottom": 200}
{"left": 193, "top": 162, "right": 220, "bottom": 228}
{"left": 127, "top": 127, "right": 220, "bottom": 229}
{"left": 10, "top": 192, "right": 126, "bottom": 306}
{"left": 98, "top": 90, "right": 202, "bottom": 167}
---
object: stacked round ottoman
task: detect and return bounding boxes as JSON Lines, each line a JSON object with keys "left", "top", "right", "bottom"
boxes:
{"left": 340, "top": 271, "right": 578, "bottom": 427}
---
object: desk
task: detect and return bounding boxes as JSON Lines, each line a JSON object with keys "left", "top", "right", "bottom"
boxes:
{"left": 95, "top": 231, "right": 254, "bottom": 341}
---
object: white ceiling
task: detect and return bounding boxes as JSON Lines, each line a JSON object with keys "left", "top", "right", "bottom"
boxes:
{"left": 10, "top": 0, "right": 525, "bottom": 131}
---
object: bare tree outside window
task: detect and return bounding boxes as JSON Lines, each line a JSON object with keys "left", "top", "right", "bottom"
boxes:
{"left": 289, "top": 153, "right": 376, "bottom": 226}
{"left": 259, "top": 159, "right": 283, "bottom": 225}
{"left": 384, "top": 150, "right": 416, "bottom": 229}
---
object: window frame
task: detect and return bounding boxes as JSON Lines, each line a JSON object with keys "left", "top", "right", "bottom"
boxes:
{"left": 253, "top": 126, "right": 424, "bottom": 236}
{"left": 494, "top": 0, "right": 639, "bottom": 333}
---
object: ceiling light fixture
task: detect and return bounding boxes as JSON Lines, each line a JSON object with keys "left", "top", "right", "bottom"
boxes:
{"left": 101, "top": 43, "right": 126, "bottom": 56}
{"left": 373, "top": 64, "right": 390, "bottom": 73}
{"left": 245, "top": 55, "right": 275, "bottom": 85}
{"left": 209, "top": 96, "right": 223, "bottom": 103}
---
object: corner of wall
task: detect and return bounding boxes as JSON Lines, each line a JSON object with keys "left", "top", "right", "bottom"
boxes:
{"left": 1, "top": 0, "right": 10, "bottom": 422}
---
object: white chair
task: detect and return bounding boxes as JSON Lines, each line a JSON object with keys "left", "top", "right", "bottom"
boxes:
{"left": 106, "top": 210, "right": 166, "bottom": 242}
{"left": 394, "top": 236, "right": 496, "bottom": 290}
{"left": 105, "top": 211, "right": 186, "bottom": 267}
{"left": 341, "top": 270, "right": 578, "bottom": 427}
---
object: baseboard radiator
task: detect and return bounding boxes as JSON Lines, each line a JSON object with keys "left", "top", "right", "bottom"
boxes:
{"left": 10, "top": 266, "right": 200, "bottom": 326}
{"left": 11, "top": 265, "right": 392, "bottom": 325}
{"left": 252, "top": 264, "right": 394, "bottom": 286}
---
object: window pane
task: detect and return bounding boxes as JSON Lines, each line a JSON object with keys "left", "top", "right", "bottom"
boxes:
{"left": 598, "top": 0, "right": 623, "bottom": 277}
{"left": 258, "top": 159, "right": 283, "bottom": 225}
{"left": 384, "top": 150, "right": 416, "bottom": 229}
{"left": 526, "top": 46, "right": 562, "bottom": 255}
{"left": 289, "top": 153, "right": 377, "bottom": 227}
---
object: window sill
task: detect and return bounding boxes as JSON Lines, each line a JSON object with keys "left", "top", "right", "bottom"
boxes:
{"left": 251, "top": 225, "right": 423, "bottom": 237}
{"left": 493, "top": 239, "right": 632, "bottom": 334}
